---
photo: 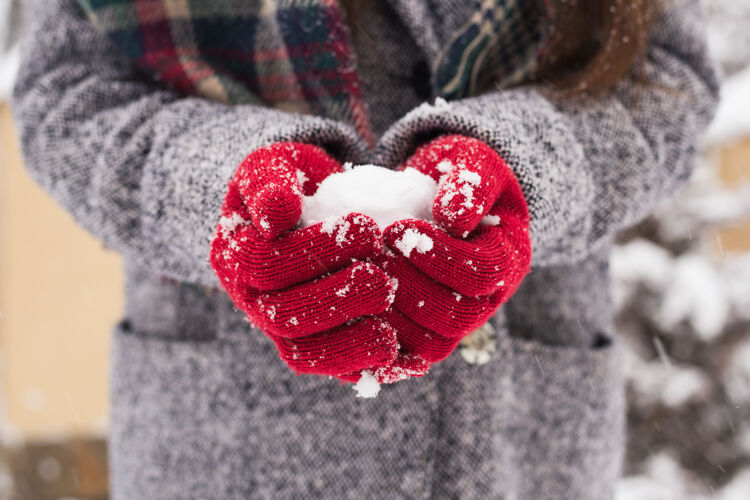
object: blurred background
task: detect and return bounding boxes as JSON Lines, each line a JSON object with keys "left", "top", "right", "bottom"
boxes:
{"left": 1, "top": 0, "right": 749, "bottom": 499}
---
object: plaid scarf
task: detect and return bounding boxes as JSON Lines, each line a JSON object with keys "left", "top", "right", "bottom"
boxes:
{"left": 434, "top": 0, "right": 552, "bottom": 99}
{"left": 77, "top": 0, "right": 551, "bottom": 146}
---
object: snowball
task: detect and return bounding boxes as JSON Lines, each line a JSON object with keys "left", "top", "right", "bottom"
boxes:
{"left": 353, "top": 370, "right": 380, "bottom": 398}
{"left": 301, "top": 165, "right": 437, "bottom": 231}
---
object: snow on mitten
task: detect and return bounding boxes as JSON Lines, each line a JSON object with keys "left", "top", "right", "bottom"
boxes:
{"left": 380, "top": 134, "right": 532, "bottom": 364}
{"left": 210, "top": 143, "right": 399, "bottom": 378}
{"left": 336, "top": 350, "right": 431, "bottom": 385}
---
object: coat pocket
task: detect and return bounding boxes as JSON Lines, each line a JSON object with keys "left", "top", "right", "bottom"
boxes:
{"left": 122, "top": 262, "right": 221, "bottom": 341}
{"left": 110, "top": 315, "right": 439, "bottom": 500}
{"left": 499, "top": 332, "right": 624, "bottom": 500}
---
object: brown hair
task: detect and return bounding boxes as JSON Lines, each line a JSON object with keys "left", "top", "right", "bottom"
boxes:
{"left": 536, "top": 0, "right": 658, "bottom": 96}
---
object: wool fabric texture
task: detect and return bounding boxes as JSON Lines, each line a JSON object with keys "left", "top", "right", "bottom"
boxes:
{"left": 13, "top": 0, "right": 719, "bottom": 498}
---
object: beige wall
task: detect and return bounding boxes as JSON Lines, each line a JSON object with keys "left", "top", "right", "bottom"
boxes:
{"left": 0, "top": 103, "right": 122, "bottom": 439}
{"left": 717, "top": 139, "right": 750, "bottom": 251}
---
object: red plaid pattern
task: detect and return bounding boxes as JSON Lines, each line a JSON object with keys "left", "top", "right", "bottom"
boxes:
{"left": 78, "top": 0, "right": 375, "bottom": 145}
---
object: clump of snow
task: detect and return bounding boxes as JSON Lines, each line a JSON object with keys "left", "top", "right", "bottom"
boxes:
{"left": 718, "top": 467, "right": 750, "bottom": 500}
{"left": 616, "top": 454, "right": 750, "bottom": 500}
{"left": 432, "top": 160, "right": 485, "bottom": 227}
{"left": 319, "top": 216, "right": 342, "bottom": 235}
{"left": 386, "top": 277, "right": 398, "bottom": 306}
{"left": 706, "top": 0, "right": 750, "bottom": 76}
{"left": 615, "top": 451, "right": 704, "bottom": 500}
{"left": 611, "top": 239, "right": 735, "bottom": 341}
{"left": 334, "top": 218, "right": 351, "bottom": 245}
{"left": 720, "top": 469, "right": 750, "bottom": 500}
{"left": 623, "top": 344, "right": 712, "bottom": 410}
{"left": 353, "top": 370, "right": 380, "bottom": 398}
{"left": 0, "top": 0, "right": 21, "bottom": 101}
{"left": 611, "top": 239, "right": 673, "bottom": 290}
{"left": 403, "top": 97, "right": 453, "bottom": 124}
{"left": 296, "top": 169, "right": 308, "bottom": 188}
{"left": 659, "top": 255, "right": 729, "bottom": 342}
{"left": 267, "top": 306, "right": 276, "bottom": 320}
{"left": 0, "top": 44, "right": 19, "bottom": 101}
{"left": 434, "top": 97, "right": 451, "bottom": 108}
{"left": 436, "top": 160, "right": 453, "bottom": 174}
{"left": 301, "top": 165, "right": 437, "bottom": 231}
{"left": 660, "top": 367, "right": 713, "bottom": 408}
{"left": 218, "top": 212, "right": 247, "bottom": 236}
{"left": 704, "top": 64, "right": 750, "bottom": 147}
{"left": 393, "top": 228, "right": 434, "bottom": 258}
{"left": 458, "top": 169, "right": 481, "bottom": 186}
{"left": 724, "top": 255, "right": 750, "bottom": 322}
{"left": 723, "top": 339, "right": 750, "bottom": 405}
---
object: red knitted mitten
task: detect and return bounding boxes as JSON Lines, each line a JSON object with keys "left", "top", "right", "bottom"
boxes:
{"left": 210, "top": 143, "right": 398, "bottom": 378}
{"left": 380, "top": 134, "right": 532, "bottom": 365}
{"left": 336, "top": 351, "right": 431, "bottom": 384}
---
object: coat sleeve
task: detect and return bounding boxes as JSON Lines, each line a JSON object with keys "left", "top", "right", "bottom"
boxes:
{"left": 374, "top": 0, "right": 720, "bottom": 267}
{"left": 11, "top": 0, "right": 369, "bottom": 287}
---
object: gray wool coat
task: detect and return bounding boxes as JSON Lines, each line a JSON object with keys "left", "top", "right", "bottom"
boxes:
{"left": 12, "top": 0, "right": 718, "bottom": 498}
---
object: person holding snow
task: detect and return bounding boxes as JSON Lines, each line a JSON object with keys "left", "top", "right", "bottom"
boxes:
{"left": 12, "top": 0, "right": 717, "bottom": 498}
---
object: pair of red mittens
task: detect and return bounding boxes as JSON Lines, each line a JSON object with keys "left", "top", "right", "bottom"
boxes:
{"left": 209, "top": 136, "right": 531, "bottom": 385}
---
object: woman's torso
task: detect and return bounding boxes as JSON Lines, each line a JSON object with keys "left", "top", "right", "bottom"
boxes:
{"left": 110, "top": 2, "right": 624, "bottom": 498}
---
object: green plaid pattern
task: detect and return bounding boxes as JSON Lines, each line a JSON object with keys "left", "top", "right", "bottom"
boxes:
{"left": 77, "top": 0, "right": 375, "bottom": 145}
{"left": 434, "top": 0, "right": 552, "bottom": 99}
